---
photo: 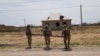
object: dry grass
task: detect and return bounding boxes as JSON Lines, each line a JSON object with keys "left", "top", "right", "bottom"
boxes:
{"left": 0, "top": 26, "right": 100, "bottom": 49}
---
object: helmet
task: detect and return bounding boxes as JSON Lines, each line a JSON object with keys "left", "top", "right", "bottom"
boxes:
{"left": 27, "top": 25, "right": 30, "bottom": 28}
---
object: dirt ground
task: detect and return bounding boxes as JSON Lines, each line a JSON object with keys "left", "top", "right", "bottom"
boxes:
{"left": 0, "top": 26, "right": 100, "bottom": 56}
{"left": 0, "top": 45, "right": 100, "bottom": 56}
{"left": 0, "top": 35, "right": 100, "bottom": 56}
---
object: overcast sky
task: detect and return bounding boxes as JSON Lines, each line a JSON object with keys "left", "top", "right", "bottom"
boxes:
{"left": 0, "top": 0, "right": 100, "bottom": 26}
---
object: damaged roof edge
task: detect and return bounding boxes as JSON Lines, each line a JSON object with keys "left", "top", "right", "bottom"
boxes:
{"left": 42, "top": 19, "right": 72, "bottom": 22}
{"left": 46, "top": 13, "right": 72, "bottom": 20}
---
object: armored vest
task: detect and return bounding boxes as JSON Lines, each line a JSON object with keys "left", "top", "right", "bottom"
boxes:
{"left": 43, "top": 28, "right": 51, "bottom": 36}
{"left": 26, "top": 28, "right": 32, "bottom": 35}
{"left": 62, "top": 28, "right": 70, "bottom": 37}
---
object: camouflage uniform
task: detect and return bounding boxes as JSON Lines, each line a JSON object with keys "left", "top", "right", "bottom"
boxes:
{"left": 43, "top": 25, "right": 52, "bottom": 49}
{"left": 62, "top": 25, "right": 71, "bottom": 49}
{"left": 25, "top": 25, "right": 32, "bottom": 49}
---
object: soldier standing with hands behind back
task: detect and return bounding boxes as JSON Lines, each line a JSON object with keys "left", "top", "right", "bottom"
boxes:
{"left": 25, "top": 25, "right": 32, "bottom": 49}
{"left": 43, "top": 24, "right": 52, "bottom": 49}
{"left": 62, "top": 24, "right": 71, "bottom": 50}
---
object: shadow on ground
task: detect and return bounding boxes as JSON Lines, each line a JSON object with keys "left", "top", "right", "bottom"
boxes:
{"left": 62, "top": 47, "right": 72, "bottom": 51}
{"left": 0, "top": 44, "right": 16, "bottom": 47}
{"left": 43, "top": 47, "right": 72, "bottom": 51}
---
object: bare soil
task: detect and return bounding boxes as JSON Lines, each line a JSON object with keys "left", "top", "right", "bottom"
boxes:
{"left": 0, "top": 45, "right": 100, "bottom": 56}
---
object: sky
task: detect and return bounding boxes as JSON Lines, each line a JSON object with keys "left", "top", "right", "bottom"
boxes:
{"left": 0, "top": 0, "right": 100, "bottom": 26}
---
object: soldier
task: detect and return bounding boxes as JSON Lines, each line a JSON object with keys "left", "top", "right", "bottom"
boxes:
{"left": 25, "top": 25, "right": 32, "bottom": 49}
{"left": 62, "top": 24, "right": 71, "bottom": 50}
{"left": 43, "top": 24, "right": 52, "bottom": 49}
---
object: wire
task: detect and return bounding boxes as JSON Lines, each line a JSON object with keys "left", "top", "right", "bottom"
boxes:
{"left": 83, "top": 5, "right": 100, "bottom": 7}
{"left": 0, "top": 5, "right": 100, "bottom": 11}
{"left": 0, "top": 0, "right": 61, "bottom": 4}
{"left": 0, "top": 6, "right": 79, "bottom": 11}
{"left": 27, "top": 0, "right": 62, "bottom": 2}
{"left": 30, "top": 6, "right": 79, "bottom": 10}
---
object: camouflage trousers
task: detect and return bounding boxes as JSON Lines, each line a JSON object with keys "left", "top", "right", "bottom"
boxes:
{"left": 26, "top": 35, "right": 32, "bottom": 47}
{"left": 64, "top": 35, "right": 71, "bottom": 48}
{"left": 44, "top": 36, "right": 50, "bottom": 48}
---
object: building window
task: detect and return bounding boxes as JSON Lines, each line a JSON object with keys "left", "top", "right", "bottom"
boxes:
{"left": 55, "top": 22, "right": 60, "bottom": 27}
{"left": 63, "top": 22, "right": 67, "bottom": 25}
{"left": 45, "top": 23, "right": 49, "bottom": 25}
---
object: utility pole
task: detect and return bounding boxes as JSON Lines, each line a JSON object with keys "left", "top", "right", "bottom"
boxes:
{"left": 24, "top": 19, "right": 27, "bottom": 27}
{"left": 80, "top": 4, "right": 83, "bottom": 30}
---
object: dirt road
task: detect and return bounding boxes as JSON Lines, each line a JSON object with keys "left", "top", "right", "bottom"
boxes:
{"left": 0, "top": 51, "right": 100, "bottom": 56}
{"left": 0, "top": 45, "right": 100, "bottom": 56}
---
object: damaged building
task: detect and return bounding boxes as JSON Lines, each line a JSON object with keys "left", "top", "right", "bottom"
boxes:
{"left": 42, "top": 13, "right": 72, "bottom": 30}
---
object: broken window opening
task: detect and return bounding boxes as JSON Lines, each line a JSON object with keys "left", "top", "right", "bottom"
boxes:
{"left": 45, "top": 23, "right": 49, "bottom": 25}
{"left": 63, "top": 22, "right": 67, "bottom": 25}
{"left": 55, "top": 22, "right": 60, "bottom": 27}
